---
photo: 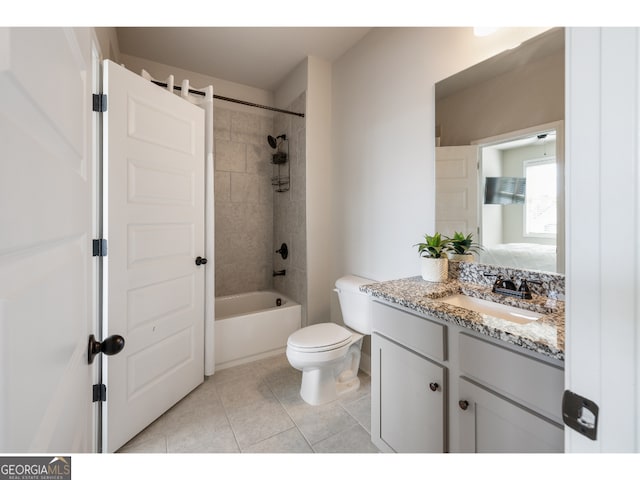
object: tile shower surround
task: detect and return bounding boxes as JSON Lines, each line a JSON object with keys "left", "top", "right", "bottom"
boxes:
{"left": 214, "top": 107, "right": 274, "bottom": 297}
{"left": 214, "top": 94, "right": 308, "bottom": 326}
{"left": 273, "top": 93, "right": 307, "bottom": 325}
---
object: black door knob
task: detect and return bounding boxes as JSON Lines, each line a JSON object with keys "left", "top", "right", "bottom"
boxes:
{"left": 88, "top": 334, "right": 125, "bottom": 364}
{"left": 429, "top": 382, "right": 439, "bottom": 392}
{"left": 195, "top": 256, "right": 208, "bottom": 266}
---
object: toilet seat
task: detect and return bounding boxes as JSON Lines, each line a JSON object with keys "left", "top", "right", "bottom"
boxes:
{"left": 287, "top": 323, "right": 352, "bottom": 353}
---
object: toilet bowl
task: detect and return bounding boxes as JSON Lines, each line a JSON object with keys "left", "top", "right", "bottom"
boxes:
{"left": 286, "top": 275, "right": 372, "bottom": 406}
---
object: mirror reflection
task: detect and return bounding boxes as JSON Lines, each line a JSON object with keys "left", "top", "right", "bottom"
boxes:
{"left": 435, "top": 28, "right": 564, "bottom": 273}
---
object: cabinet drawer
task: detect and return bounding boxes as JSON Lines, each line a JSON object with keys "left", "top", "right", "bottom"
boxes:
{"left": 372, "top": 301, "right": 446, "bottom": 361}
{"left": 458, "top": 332, "right": 564, "bottom": 423}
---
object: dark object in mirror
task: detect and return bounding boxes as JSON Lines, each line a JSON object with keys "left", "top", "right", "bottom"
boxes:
{"left": 484, "top": 177, "right": 526, "bottom": 205}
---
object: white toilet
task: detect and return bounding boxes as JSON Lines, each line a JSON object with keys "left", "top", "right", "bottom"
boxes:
{"left": 286, "top": 275, "right": 372, "bottom": 405}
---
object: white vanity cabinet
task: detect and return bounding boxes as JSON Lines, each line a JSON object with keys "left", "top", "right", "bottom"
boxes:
{"left": 456, "top": 332, "right": 564, "bottom": 453}
{"left": 372, "top": 333, "right": 446, "bottom": 452}
{"left": 457, "top": 378, "right": 563, "bottom": 452}
{"left": 370, "top": 300, "right": 565, "bottom": 453}
{"left": 370, "top": 301, "right": 447, "bottom": 453}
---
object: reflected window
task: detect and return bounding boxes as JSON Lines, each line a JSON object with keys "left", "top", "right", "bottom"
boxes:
{"left": 524, "top": 158, "right": 557, "bottom": 237}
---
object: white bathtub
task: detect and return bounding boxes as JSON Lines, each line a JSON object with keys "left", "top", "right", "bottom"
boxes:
{"left": 214, "top": 290, "right": 301, "bottom": 370}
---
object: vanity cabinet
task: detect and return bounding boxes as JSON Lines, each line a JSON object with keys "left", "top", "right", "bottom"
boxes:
{"left": 370, "top": 301, "right": 447, "bottom": 453}
{"left": 457, "top": 378, "right": 563, "bottom": 452}
{"left": 456, "top": 332, "right": 564, "bottom": 453}
{"left": 370, "top": 300, "right": 565, "bottom": 453}
{"left": 372, "top": 333, "right": 446, "bottom": 453}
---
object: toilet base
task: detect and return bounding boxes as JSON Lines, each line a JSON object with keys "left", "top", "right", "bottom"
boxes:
{"left": 298, "top": 340, "right": 363, "bottom": 406}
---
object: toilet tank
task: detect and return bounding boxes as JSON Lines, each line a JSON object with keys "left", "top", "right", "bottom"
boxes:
{"left": 335, "top": 275, "right": 373, "bottom": 334}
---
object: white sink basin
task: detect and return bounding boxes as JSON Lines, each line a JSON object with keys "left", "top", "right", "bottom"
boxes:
{"left": 438, "top": 294, "right": 542, "bottom": 325}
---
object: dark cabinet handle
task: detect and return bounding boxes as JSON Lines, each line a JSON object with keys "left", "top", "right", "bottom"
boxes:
{"left": 459, "top": 400, "right": 469, "bottom": 410}
{"left": 429, "top": 382, "right": 439, "bottom": 392}
{"left": 195, "top": 256, "right": 208, "bottom": 266}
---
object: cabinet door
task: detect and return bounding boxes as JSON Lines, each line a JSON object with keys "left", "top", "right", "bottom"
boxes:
{"left": 372, "top": 334, "right": 446, "bottom": 453}
{"left": 457, "top": 378, "right": 564, "bottom": 453}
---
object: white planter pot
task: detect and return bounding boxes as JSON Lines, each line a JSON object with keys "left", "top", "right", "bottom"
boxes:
{"left": 421, "top": 257, "right": 449, "bottom": 282}
{"left": 448, "top": 253, "right": 475, "bottom": 263}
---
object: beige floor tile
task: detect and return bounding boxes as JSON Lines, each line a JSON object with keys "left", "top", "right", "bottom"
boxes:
{"left": 312, "top": 424, "right": 379, "bottom": 453}
{"left": 218, "top": 380, "right": 275, "bottom": 413}
{"left": 116, "top": 353, "right": 373, "bottom": 454}
{"left": 167, "top": 424, "right": 239, "bottom": 453}
{"left": 286, "top": 398, "right": 357, "bottom": 445}
{"left": 226, "top": 399, "right": 295, "bottom": 449}
{"left": 342, "top": 395, "right": 372, "bottom": 434}
{"left": 117, "top": 414, "right": 167, "bottom": 453}
{"left": 242, "top": 427, "right": 313, "bottom": 453}
{"left": 163, "top": 398, "right": 230, "bottom": 435}
{"left": 117, "top": 434, "right": 167, "bottom": 454}
{"left": 211, "top": 359, "right": 267, "bottom": 386}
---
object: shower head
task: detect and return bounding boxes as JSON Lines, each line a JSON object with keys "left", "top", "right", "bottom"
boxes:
{"left": 267, "top": 134, "right": 287, "bottom": 149}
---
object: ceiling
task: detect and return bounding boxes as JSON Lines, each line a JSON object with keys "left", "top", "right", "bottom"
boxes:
{"left": 116, "top": 27, "right": 372, "bottom": 92}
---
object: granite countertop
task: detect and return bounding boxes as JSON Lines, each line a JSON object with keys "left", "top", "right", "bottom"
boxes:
{"left": 360, "top": 276, "right": 565, "bottom": 362}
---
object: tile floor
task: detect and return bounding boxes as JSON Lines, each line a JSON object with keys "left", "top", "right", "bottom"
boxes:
{"left": 117, "top": 353, "right": 379, "bottom": 453}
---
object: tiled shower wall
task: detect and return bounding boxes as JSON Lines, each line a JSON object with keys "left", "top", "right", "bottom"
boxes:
{"left": 214, "top": 108, "right": 274, "bottom": 296}
{"left": 273, "top": 93, "right": 308, "bottom": 325}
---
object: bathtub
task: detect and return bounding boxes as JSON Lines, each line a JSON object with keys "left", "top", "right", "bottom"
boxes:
{"left": 214, "top": 290, "right": 301, "bottom": 370}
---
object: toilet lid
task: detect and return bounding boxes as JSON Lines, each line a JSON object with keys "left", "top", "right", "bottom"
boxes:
{"left": 287, "top": 323, "right": 352, "bottom": 351}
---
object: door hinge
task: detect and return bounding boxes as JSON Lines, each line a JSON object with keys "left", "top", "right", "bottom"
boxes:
{"left": 92, "top": 93, "right": 107, "bottom": 112}
{"left": 92, "top": 239, "right": 107, "bottom": 257}
{"left": 93, "top": 384, "right": 107, "bottom": 402}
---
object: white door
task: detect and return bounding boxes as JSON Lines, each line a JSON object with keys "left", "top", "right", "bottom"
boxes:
{"left": 102, "top": 60, "right": 205, "bottom": 452}
{"left": 0, "top": 28, "right": 96, "bottom": 452}
{"left": 565, "top": 27, "right": 640, "bottom": 452}
{"left": 435, "top": 146, "right": 479, "bottom": 238}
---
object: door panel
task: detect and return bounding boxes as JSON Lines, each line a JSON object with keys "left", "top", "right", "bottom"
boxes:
{"left": 373, "top": 334, "right": 446, "bottom": 453}
{"left": 0, "top": 27, "right": 94, "bottom": 452}
{"left": 458, "top": 378, "right": 563, "bottom": 453}
{"left": 435, "top": 145, "right": 479, "bottom": 237}
{"left": 103, "top": 60, "right": 205, "bottom": 452}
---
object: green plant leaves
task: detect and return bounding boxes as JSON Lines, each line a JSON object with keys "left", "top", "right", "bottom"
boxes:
{"left": 414, "top": 231, "right": 484, "bottom": 258}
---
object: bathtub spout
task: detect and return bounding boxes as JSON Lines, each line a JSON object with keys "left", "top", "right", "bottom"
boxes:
{"left": 273, "top": 269, "right": 286, "bottom": 277}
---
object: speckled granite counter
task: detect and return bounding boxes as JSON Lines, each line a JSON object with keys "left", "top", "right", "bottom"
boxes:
{"left": 361, "top": 276, "right": 565, "bottom": 362}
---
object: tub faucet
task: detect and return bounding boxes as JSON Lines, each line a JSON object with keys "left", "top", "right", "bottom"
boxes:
{"left": 273, "top": 269, "right": 286, "bottom": 277}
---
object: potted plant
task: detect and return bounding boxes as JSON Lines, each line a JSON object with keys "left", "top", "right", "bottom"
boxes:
{"left": 445, "top": 232, "right": 484, "bottom": 263}
{"left": 414, "top": 233, "right": 450, "bottom": 282}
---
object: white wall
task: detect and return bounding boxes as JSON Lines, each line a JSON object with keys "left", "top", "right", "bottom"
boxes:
{"left": 331, "top": 27, "right": 550, "bottom": 289}
{"left": 305, "top": 56, "right": 333, "bottom": 326}
{"left": 94, "top": 27, "right": 120, "bottom": 63}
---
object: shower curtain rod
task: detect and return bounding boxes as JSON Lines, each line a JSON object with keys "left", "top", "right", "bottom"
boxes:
{"left": 150, "top": 80, "right": 305, "bottom": 118}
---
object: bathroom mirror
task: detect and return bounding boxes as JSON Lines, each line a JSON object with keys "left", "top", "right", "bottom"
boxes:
{"left": 435, "top": 27, "right": 565, "bottom": 273}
